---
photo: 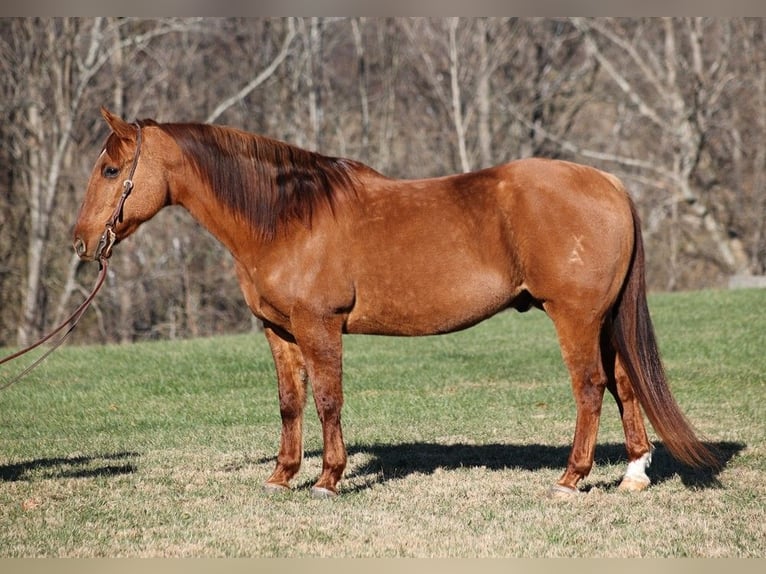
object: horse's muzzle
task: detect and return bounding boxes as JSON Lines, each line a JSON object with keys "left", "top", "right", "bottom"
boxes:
{"left": 74, "top": 226, "right": 117, "bottom": 262}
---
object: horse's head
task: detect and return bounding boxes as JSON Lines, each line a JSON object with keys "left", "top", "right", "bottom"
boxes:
{"left": 73, "top": 108, "right": 170, "bottom": 261}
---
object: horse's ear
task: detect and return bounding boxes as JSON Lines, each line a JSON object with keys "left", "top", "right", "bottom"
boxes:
{"left": 100, "top": 107, "right": 136, "bottom": 141}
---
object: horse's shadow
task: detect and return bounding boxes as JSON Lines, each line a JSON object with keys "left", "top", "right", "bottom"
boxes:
{"left": 295, "top": 440, "right": 743, "bottom": 493}
{"left": 2, "top": 442, "right": 743, "bottom": 493}
{"left": 0, "top": 451, "right": 138, "bottom": 482}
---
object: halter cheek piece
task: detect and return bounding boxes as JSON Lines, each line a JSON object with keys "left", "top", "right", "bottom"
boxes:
{"left": 97, "top": 121, "right": 143, "bottom": 261}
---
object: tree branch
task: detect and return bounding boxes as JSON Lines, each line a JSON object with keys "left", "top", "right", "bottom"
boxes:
{"left": 571, "top": 18, "right": 666, "bottom": 129}
{"left": 205, "top": 18, "right": 296, "bottom": 124}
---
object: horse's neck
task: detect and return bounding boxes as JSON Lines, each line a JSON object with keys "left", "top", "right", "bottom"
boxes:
{"left": 171, "top": 170, "right": 263, "bottom": 263}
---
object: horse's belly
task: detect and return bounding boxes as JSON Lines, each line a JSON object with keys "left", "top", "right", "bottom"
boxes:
{"left": 344, "top": 268, "right": 516, "bottom": 336}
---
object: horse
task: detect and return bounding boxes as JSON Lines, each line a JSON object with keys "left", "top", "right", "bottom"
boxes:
{"left": 73, "top": 108, "right": 718, "bottom": 498}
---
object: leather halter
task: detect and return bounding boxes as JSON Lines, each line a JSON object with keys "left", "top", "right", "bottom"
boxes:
{"left": 98, "top": 121, "right": 143, "bottom": 260}
{"left": 0, "top": 122, "right": 143, "bottom": 389}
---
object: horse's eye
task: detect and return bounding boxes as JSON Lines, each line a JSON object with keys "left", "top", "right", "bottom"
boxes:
{"left": 102, "top": 165, "right": 120, "bottom": 179}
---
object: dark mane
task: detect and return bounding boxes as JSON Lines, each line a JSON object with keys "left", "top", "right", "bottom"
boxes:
{"left": 140, "top": 119, "right": 362, "bottom": 240}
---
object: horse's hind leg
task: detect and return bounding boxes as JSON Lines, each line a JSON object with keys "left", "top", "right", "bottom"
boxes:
{"left": 263, "top": 325, "right": 309, "bottom": 492}
{"left": 606, "top": 352, "right": 654, "bottom": 491}
{"left": 546, "top": 304, "right": 608, "bottom": 496}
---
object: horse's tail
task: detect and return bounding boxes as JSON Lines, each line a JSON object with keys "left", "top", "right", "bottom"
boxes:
{"left": 611, "top": 199, "right": 719, "bottom": 469}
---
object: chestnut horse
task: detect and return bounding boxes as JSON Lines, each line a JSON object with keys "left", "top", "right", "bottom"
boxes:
{"left": 73, "top": 109, "right": 716, "bottom": 498}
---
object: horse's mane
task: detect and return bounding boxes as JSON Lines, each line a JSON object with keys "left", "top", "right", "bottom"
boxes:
{"left": 137, "top": 119, "right": 362, "bottom": 240}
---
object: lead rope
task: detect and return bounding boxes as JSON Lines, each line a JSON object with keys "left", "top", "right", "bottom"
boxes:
{"left": 0, "top": 256, "right": 109, "bottom": 391}
{"left": 0, "top": 122, "right": 142, "bottom": 391}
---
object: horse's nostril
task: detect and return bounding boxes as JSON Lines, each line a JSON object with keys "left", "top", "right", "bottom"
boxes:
{"left": 73, "top": 237, "right": 86, "bottom": 257}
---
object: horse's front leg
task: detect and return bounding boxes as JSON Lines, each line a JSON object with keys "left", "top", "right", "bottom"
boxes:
{"left": 291, "top": 309, "right": 347, "bottom": 498}
{"left": 263, "top": 324, "right": 308, "bottom": 492}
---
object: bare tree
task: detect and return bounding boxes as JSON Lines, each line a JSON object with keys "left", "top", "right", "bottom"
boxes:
{"left": 570, "top": 18, "right": 750, "bottom": 287}
{"left": 0, "top": 18, "right": 211, "bottom": 345}
{"left": 719, "top": 18, "right": 766, "bottom": 276}
{"left": 2, "top": 18, "right": 112, "bottom": 345}
{"left": 350, "top": 17, "right": 371, "bottom": 154}
{"left": 205, "top": 18, "right": 296, "bottom": 124}
{"left": 400, "top": 18, "right": 519, "bottom": 174}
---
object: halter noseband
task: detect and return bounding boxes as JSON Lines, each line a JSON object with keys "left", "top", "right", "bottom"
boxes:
{"left": 98, "top": 121, "right": 143, "bottom": 261}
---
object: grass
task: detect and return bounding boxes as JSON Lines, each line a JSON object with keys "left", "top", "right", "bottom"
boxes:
{"left": 0, "top": 288, "right": 764, "bottom": 557}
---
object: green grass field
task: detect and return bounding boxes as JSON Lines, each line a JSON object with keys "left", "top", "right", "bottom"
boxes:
{"left": 1, "top": 289, "right": 764, "bottom": 557}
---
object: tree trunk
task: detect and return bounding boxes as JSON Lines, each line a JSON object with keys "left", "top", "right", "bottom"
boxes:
{"left": 476, "top": 19, "right": 492, "bottom": 169}
{"left": 351, "top": 17, "right": 370, "bottom": 155}
{"left": 448, "top": 18, "right": 471, "bottom": 173}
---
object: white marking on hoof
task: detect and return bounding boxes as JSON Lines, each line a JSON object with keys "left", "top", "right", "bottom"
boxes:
{"left": 619, "top": 449, "right": 653, "bottom": 492}
{"left": 263, "top": 482, "right": 290, "bottom": 495}
{"left": 548, "top": 484, "right": 581, "bottom": 498}
{"left": 311, "top": 486, "right": 337, "bottom": 499}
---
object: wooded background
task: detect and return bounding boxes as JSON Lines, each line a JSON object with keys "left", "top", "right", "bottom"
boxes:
{"left": 1, "top": 17, "right": 764, "bottom": 346}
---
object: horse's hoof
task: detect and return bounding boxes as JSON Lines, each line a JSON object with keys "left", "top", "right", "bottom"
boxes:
{"left": 548, "top": 484, "right": 580, "bottom": 499}
{"left": 311, "top": 486, "right": 337, "bottom": 499}
{"left": 263, "top": 482, "right": 290, "bottom": 495}
{"left": 618, "top": 475, "right": 651, "bottom": 492}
